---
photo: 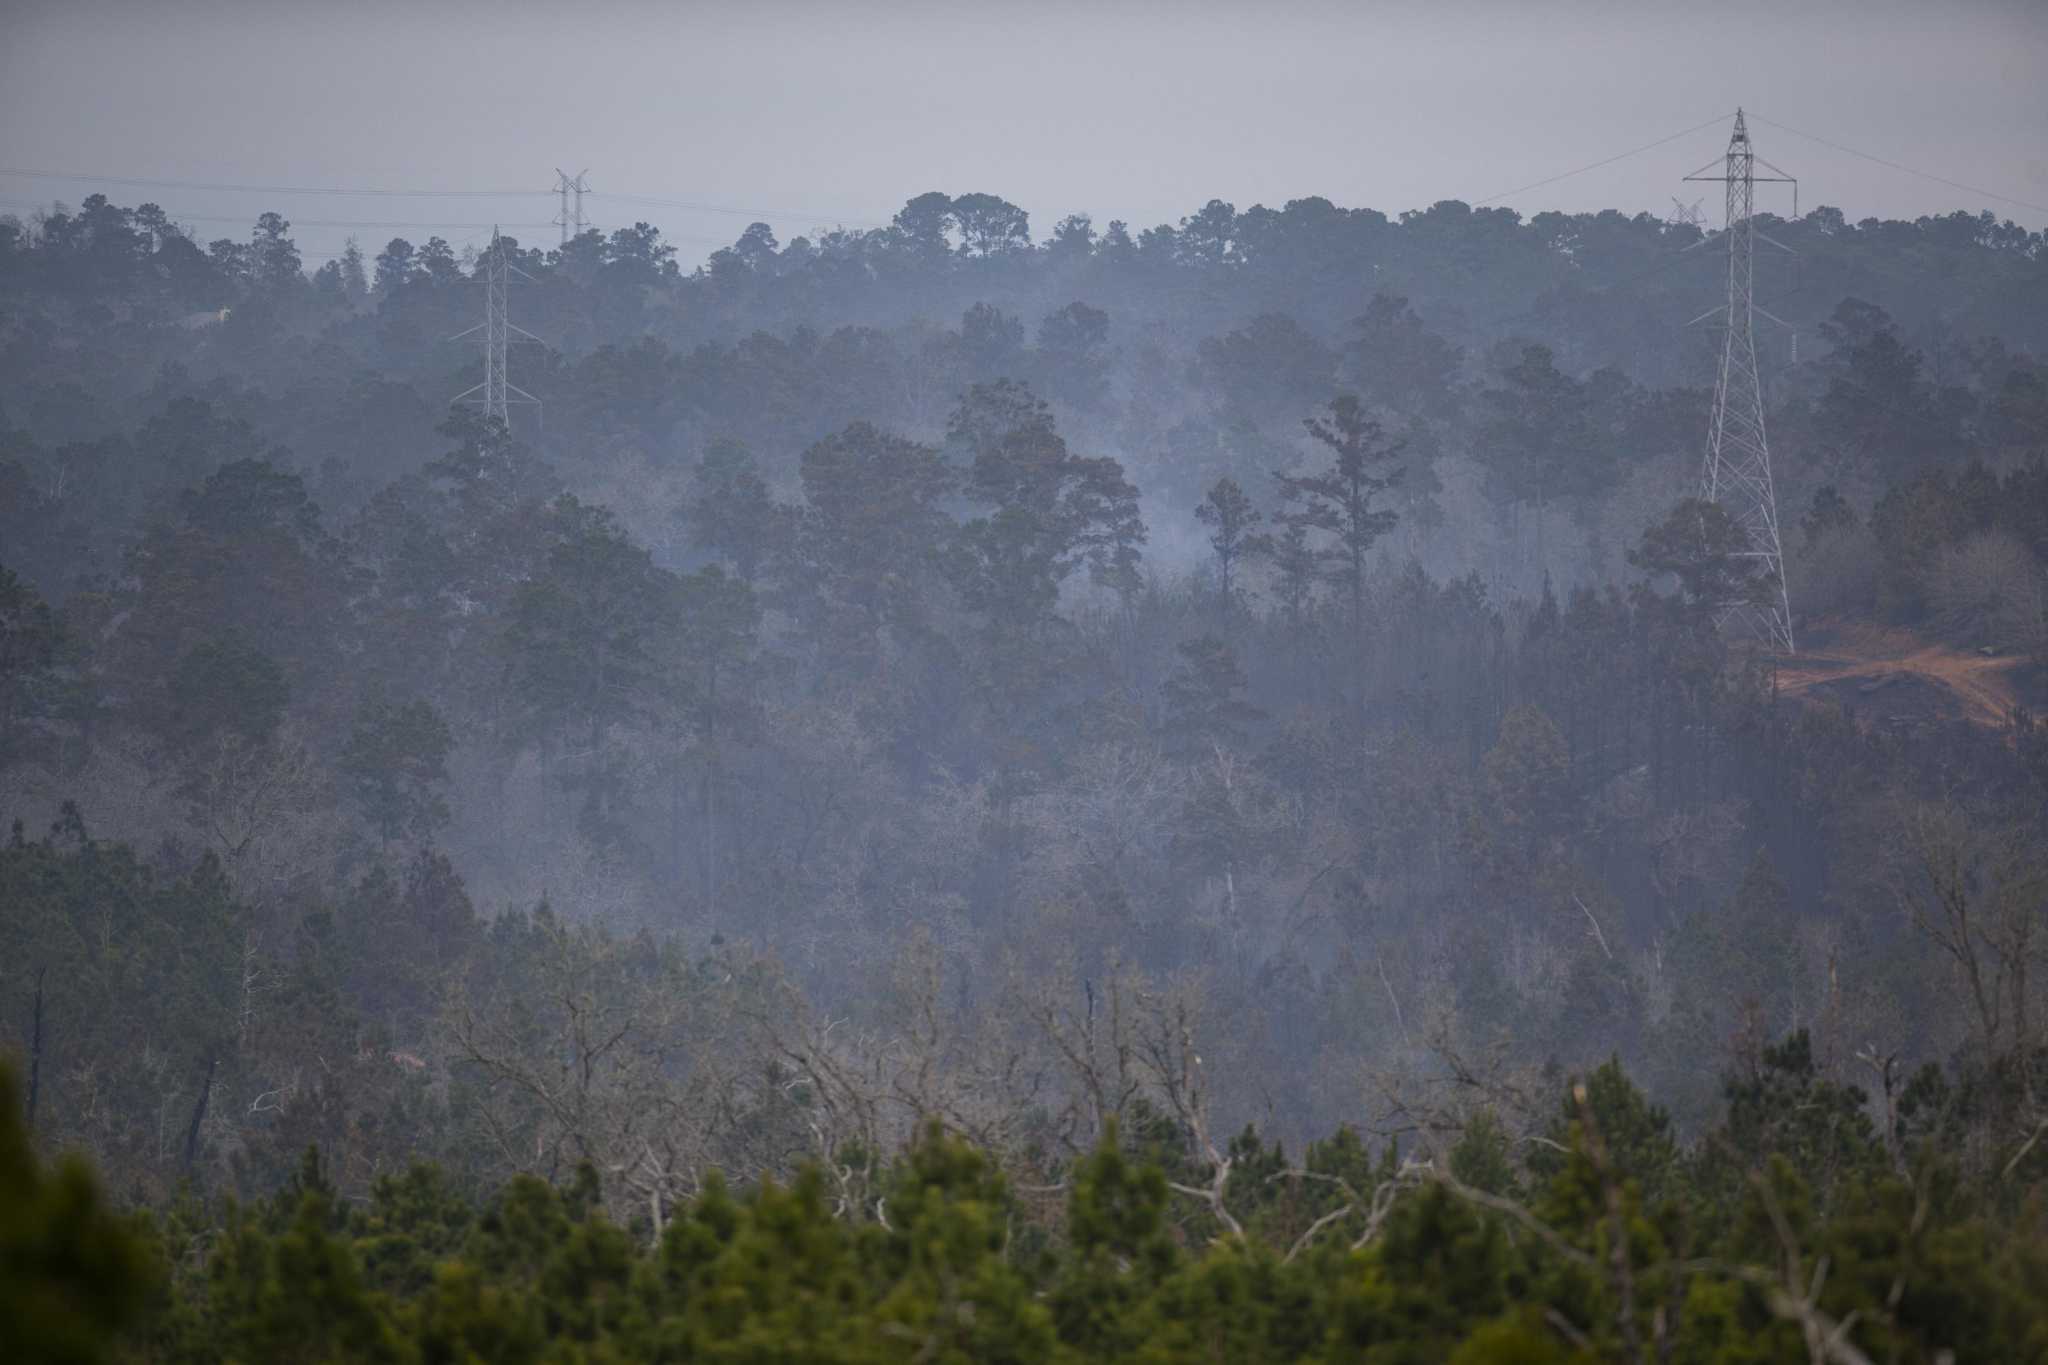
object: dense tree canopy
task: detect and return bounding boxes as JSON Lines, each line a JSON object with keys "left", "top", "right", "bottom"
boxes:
{"left": 2, "top": 182, "right": 2046, "bottom": 1360}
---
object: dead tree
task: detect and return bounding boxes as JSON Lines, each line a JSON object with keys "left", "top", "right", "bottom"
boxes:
{"left": 1895, "top": 801, "right": 2045, "bottom": 1111}
{"left": 1133, "top": 975, "right": 1243, "bottom": 1240}
{"left": 181, "top": 1054, "right": 216, "bottom": 1174}
{"left": 26, "top": 966, "right": 44, "bottom": 1132}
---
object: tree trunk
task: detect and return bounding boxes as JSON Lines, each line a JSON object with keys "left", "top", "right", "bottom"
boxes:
{"left": 670, "top": 739, "right": 685, "bottom": 884}
{"left": 182, "top": 1054, "right": 216, "bottom": 1174}
{"left": 704, "top": 663, "right": 720, "bottom": 912}
{"left": 26, "top": 966, "right": 45, "bottom": 1131}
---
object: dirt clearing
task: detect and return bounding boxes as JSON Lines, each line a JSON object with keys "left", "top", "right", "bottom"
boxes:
{"left": 1768, "top": 621, "right": 2039, "bottom": 729}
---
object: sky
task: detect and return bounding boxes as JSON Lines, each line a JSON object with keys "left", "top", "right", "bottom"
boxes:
{"left": 2, "top": 0, "right": 2045, "bottom": 269}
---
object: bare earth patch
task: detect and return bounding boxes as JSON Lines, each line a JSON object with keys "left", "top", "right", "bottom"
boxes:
{"left": 1768, "top": 620, "right": 2040, "bottom": 729}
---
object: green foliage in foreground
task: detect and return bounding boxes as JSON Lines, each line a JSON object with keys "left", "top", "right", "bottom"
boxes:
{"left": 5, "top": 1061, "right": 2047, "bottom": 1364}
{"left": 0, "top": 1067, "right": 158, "bottom": 1365}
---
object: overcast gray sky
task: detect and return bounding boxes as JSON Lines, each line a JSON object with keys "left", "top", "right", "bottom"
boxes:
{"left": 3, "top": 0, "right": 2044, "bottom": 268}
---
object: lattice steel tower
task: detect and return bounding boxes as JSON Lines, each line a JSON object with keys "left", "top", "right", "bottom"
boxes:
{"left": 1686, "top": 110, "right": 1796, "bottom": 652}
{"left": 554, "top": 168, "right": 590, "bottom": 246}
{"left": 451, "top": 229, "right": 542, "bottom": 429}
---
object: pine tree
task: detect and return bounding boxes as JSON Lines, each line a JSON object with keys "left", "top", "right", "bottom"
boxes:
{"left": 0, "top": 1063, "right": 158, "bottom": 1365}
{"left": 1195, "top": 476, "right": 1273, "bottom": 613}
{"left": 1275, "top": 394, "right": 1403, "bottom": 712}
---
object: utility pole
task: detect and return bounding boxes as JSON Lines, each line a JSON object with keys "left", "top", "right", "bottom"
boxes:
{"left": 554, "top": 168, "right": 590, "bottom": 246}
{"left": 1686, "top": 109, "right": 1797, "bottom": 653}
{"left": 451, "top": 228, "right": 543, "bottom": 429}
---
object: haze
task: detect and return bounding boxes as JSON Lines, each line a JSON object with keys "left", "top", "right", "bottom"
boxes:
{"left": 5, "top": 2, "right": 2048, "bottom": 1360}
{"left": 4, "top": 0, "right": 2045, "bottom": 266}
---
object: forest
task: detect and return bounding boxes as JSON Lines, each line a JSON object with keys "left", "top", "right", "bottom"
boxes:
{"left": 2, "top": 184, "right": 2047, "bottom": 1361}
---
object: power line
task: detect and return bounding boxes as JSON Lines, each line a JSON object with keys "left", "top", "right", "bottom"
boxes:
{"left": 0, "top": 166, "right": 887, "bottom": 230}
{"left": 592, "top": 191, "right": 888, "bottom": 229}
{"left": 1745, "top": 112, "right": 2048, "bottom": 218}
{"left": 1469, "top": 112, "right": 1737, "bottom": 208}
{"left": 1496, "top": 235, "right": 1723, "bottom": 328}
{"left": 0, "top": 198, "right": 555, "bottom": 233}
{"left": 0, "top": 198, "right": 745, "bottom": 252}
{"left": 0, "top": 166, "right": 541, "bottom": 199}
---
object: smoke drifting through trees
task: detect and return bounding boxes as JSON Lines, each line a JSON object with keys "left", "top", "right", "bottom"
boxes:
{"left": 1, "top": 181, "right": 2047, "bottom": 1360}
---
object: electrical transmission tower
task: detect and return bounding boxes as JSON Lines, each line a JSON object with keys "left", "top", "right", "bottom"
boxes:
{"left": 553, "top": 168, "right": 590, "bottom": 245}
{"left": 1685, "top": 108, "right": 1797, "bottom": 653}
{"left": 451, "top": 229, "right": 542, "bottom": 429}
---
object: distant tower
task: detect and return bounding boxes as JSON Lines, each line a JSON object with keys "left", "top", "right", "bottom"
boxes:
{"left": 1687, "top": 109, "right": 1796, "bottom": 652}
{"left": 451, "top": 229, "right": 542, "bottom": 429}
{"left": 553, "top": 168, "right": 590, "bottom": 246}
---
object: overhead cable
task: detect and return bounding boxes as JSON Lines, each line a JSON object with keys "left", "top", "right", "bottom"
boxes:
{"left": 0, "top": 167, "right": 889, "bottom": 231}
{"left": 1745, "top": 112, "right": 2048, "bottom": 218}
{"left": 0, "top": 167, "right": 542, "bottom": 199}
{"left": 593, "top": 190, "right": 888, "bottom": 229}
{"left": 1468, "top": 113, "right": 1737, "bottom": 208}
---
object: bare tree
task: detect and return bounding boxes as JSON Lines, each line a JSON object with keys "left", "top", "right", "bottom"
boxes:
{"left": 1023, "top": 952, "right": 1145, "bottom": 1156}
{"left": 1893, "top": 800, "right": 2047, "bottom": 1106}
{"left": 179, "top": 725, "right": 331, "bottom": 895}
{"left": 449, "top": 924, "right": 778, "bottom": 1236}
{"left": 1131, "top": 972, "right": 1244, "bottom": 1239}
